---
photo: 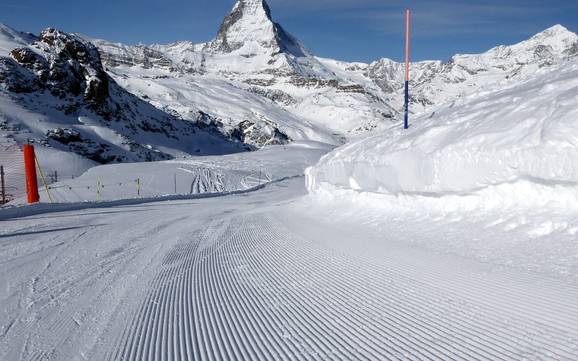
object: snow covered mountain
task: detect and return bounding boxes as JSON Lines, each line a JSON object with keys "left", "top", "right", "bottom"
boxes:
{"left": 204, "top": 0, "right": 328, "bottom": 77}
{"left": 0, "top": 27, "right": 246, "bottom": 177}
{"left": 88, "top": 0, "right": 397, "bottom": 144}
{"left": 0, "top": 23, "right": 35, "bottom": 54}
{"left": 1, "top": 0, "right": 577, "bottom": 177}
{"left": 361, "top": 24, "right": 578, "bottom": 112}
{"left": 89, "top": 1, "right": 578, "bottom": 143}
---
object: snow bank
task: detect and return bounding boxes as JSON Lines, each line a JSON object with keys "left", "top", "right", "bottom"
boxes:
{"left": 307, "top": 60, "right": 578, "bottom": 211}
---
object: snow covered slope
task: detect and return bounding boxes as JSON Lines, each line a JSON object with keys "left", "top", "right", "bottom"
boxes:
{"left": 0, "top": 27, "right": 247, "bottom": 178}
{"left": 307, "top": 58, "right": 578, "bottom": 211}
{"left": 2, "top": 171, "right": 577, "bottom": 360}
{"left": 0, "top": 23, "right": 35, "bottom": 54}
{"left": 24, "top": 141, "right": 331, "bottom": 203}
{"left": 102, "top": 66, "right": 338, "bottom": 146}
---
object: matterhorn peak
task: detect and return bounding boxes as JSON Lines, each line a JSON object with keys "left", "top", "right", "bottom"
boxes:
{"left": 207, "top": 0, "right": 307, "bottom": 57}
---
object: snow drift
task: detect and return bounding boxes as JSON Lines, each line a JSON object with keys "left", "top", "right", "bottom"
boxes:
{"left": 307, "top": 60, "right": 578, "bottom": 211}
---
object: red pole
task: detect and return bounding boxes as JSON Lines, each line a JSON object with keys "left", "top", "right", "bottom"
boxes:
{"left": 23, "top": 144, "right": 40, "bottom": 203}
{"left": 405, "top": 9, "right": 411, "bottom": 82}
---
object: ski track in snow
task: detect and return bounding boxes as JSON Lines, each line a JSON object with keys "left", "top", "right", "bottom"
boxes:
{"left": 105, "top": 214, "right": 578, "bottom": 361}
{"left": 1, "top": 178, "right": 577, "bottom": 360}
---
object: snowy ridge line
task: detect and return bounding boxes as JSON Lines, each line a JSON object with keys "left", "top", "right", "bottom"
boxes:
{"left": 103, "top": 214, "right": 578, "bottom": 360}
{"left": 0, "top": 175, "right": 302, "bottom": 221}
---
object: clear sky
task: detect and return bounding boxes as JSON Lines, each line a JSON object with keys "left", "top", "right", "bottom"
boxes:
{"left": 1, "top": 0, "right": 577, "bottom": 63}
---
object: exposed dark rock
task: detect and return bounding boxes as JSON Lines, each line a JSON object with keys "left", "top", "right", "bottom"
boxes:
{"left": 230, "top": 119, "right": 291, "bottom": 147}
{"left": 243, "top": 78, "right": 276, "bottom": 86}
{"left": 289, "top": 76, "right": 338, "bottom": 88}
{"left": 566, "top": 42, "right": 578, "bottom": 56}
{"left": 247, "top": 87, "right": 295, "bottom": 105}
{"left": 337, "top": 84, "right": 367, "bottom": 94}
{"left": 46, "top": 128, "right": 82, "bottom": 144}
{"left": 0, "top": 57, "right": 41, "bottom": 93}
{"left": 6, "top": 28, "right": 111, "bottom": 110}
{"left": 10, "top": 48, "right": 40, "bottom": 65}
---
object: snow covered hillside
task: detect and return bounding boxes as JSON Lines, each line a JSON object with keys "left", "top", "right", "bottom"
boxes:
{"left": 305, "top": 57, "right": 578, "bottom": 287}
{"left": 307, "top": 58, "right": 578, "bottom": 211}
{"left": 1, "top": 0, "right": 578, "bottom": 177}
{"left": 0, "top": 27, "right": 247, "bottom": 178}
{"left": 23, "top": 141, "right": 331, "bottom": 203}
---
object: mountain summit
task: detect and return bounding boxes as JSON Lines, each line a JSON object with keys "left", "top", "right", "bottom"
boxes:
{"left": 207, "top": 0, "right": 308, "bottom": 57}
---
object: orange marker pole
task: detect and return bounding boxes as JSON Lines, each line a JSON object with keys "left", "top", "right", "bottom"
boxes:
{"left": 404, "top": 9, "right": 411, "bottom": 130}
{"left": 23, "top": 144, "right": 40, "bottom": 203}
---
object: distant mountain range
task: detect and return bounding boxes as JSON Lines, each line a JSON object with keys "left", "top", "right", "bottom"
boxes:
{"left": 1, "top": 0, "right": 577, "bottom": 174}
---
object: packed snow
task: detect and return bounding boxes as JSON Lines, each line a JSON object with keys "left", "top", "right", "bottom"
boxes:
{"left": 304, "top": 55, "right": 578, "bottom": 286}
{"left": 307, "top": 59, "right": 578, "bottom": 211}
{"left": 2, "top": 160, "right": 577, "bottom": 360}
{"left": 22, "top": 141, "right": 331, "bottom": 203}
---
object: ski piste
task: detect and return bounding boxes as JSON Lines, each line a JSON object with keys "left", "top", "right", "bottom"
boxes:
{"left": 2, "top": 1, "right": 578, "bottom": 360}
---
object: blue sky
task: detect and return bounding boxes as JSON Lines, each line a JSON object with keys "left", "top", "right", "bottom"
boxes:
{"left": 1, "top": 0, "right": 577, "bottom": 63}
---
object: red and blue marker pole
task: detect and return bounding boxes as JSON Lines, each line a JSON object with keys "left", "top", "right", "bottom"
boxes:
{"left": 404, "top": 9, "right": 411, "bottom": 130}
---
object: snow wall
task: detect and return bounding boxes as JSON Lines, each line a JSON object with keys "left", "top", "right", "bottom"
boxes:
{"left": 306, "top": 61, "right": 578, "bottom": 212}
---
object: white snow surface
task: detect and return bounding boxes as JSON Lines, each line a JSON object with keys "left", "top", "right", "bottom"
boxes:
{"left": 4, "top": 141, "right": 331, "bottom": 204}
{"left": 1, "top": 149, "right": 577, "bottom": 360}
{"left": 0, "top": 23, "right": 34, "bottom": 54}
{"left": 307, "top": 59, "right": 578, "bottom": 211}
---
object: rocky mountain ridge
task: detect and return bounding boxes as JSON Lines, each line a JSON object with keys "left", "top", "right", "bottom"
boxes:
{"left": 0, "top": 27, "right": 247, "bottom": 171}
{"left": 362, "top": 24, "right": 578, "bottom": 112}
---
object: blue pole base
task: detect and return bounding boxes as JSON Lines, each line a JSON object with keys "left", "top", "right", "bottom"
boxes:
{"left": 404, "top": 81, "right": 409, "bottom": 129}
